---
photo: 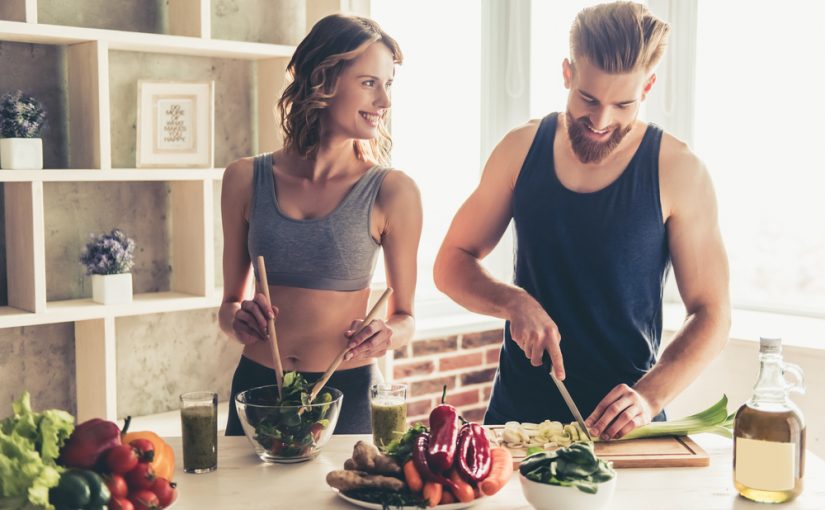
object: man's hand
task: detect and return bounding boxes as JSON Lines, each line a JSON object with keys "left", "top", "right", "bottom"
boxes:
{"left": 343, "top": 319, "right": 394, "bottom": 361}
{"left": 585, "top": 384, "right": 656, "bottom": 440}
{"left": 508, "top": 293, "right": 565, "bottom": 380}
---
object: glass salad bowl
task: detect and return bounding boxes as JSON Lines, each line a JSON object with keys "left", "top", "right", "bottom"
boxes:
{"left": 235, "top": 384, "right": 342, "bottom": 463}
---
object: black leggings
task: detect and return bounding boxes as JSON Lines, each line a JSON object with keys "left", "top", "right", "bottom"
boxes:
{"left": 225, "top": 356, "right": 382, "bottom": 436}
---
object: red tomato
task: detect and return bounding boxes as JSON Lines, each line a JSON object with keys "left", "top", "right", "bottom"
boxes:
{"left": 129, "top": 490, "right": 160, "bottom": 510}
{"left": 310, "top": 422, "right": 325, "bottom": 442}
{"left": 269, "top": 439, "right": 285, "bottom": 455}
{"left": 104, "top": 444, "right": 139, "bottom": 475}
{"left": 105, "top": 474, "right": 129, "bottom": 499}
{"left": 150, "top": 477, "right": 177, "bottom": 508}
{"left": 129, "top": 438, "right": 156, "bottom": 463}
{"left": 125, "top": 462, "right": 156, "bottom": 491}
{"left": 108, "top": 496, "right": 135, "bottom": 510}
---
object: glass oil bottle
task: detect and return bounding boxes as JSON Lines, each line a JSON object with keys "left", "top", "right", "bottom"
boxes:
{"left": 733, "top": 336, "right": 806, "bottom": 503}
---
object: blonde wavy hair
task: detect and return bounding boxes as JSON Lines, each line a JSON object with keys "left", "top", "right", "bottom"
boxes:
{"left": 570, "top": 2, "right": 670, "bottom": 73}
{"left": 277, "top": 14, "right": 402, "bottom": 165}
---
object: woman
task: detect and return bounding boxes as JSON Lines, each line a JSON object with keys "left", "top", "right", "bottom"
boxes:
{"left": 219, "top": 14, "right": 422, "bottom": 435}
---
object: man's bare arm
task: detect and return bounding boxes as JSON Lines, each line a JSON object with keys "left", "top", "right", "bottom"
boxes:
{"left": 634, "top": 141, "right": 731, "bottom": 411}
{"left": 434, "top": 121, "right": 567, "bottom": 379}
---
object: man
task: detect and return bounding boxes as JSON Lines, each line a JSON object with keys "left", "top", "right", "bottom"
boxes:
{"left": 433, "top": 2, "right": 730, "bottom": 440}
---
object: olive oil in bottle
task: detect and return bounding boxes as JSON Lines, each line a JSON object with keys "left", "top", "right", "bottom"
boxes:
{"left": 733, "top": 337, "right": 806, "bottom": 503}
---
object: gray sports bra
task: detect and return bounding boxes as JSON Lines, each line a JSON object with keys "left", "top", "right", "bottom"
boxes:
{"left": 247, "top": 152, "right": 390, "bottom": 291}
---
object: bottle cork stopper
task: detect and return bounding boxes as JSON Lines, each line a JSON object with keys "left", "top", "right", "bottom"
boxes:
{"left": 759, "top": 336, "right": 782, "bottom": 354}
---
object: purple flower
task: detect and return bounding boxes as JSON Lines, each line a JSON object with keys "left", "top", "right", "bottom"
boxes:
{"left": 79, "top": 228, "right": 136, "bottom": 275}
{"left": 0, "top": 90, "right": 46, "bottom": 138}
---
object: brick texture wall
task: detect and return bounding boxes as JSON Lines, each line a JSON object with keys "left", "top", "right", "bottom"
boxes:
{"left": 393, "top": 328, "right": 504, "bottom": 425}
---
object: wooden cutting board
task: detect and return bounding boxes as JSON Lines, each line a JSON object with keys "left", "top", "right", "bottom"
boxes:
{"left": 487, "top": 427, "right": 710, "bottom": 468}
{"left": 592, "top": 436, "right": 709, "bottom": 468}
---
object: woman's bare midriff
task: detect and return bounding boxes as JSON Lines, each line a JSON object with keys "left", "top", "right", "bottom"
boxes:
{"left": 241, "top": 284, "right": 375, "bottom": 372}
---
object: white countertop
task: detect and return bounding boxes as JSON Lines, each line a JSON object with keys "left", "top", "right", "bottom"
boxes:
{"left": 165, "top": 434, "right": 825, "bottom": 510}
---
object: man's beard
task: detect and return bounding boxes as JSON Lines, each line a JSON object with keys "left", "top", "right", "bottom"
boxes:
{"left": 565, "top": 111, "right": 633, "bottom": 164}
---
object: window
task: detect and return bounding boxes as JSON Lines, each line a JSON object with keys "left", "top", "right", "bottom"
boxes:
{"left": 371, "top": 1, "right": 481, "bottom": 305}
{"left": 694, "top": 0, "right": 825, "bottom": 315}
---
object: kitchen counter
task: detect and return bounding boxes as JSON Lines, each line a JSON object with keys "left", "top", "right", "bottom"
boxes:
{"left": 165, "top": 434, "right": 825, "bottom": 509}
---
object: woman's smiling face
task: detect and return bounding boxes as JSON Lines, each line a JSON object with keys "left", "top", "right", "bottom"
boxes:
{"left": 323, "top": 41, "right": 395, "bottom": 142}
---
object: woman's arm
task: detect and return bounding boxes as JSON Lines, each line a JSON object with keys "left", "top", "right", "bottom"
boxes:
{"left": 345, "top": 170, "right": 423, "bottom": 360}
{"left": 219, "top": 158, "right": 274, "bottom": 345}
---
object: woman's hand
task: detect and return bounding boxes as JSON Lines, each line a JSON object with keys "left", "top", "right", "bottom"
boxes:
{"left": 232, "top": 293, "right": 279, "bottom": 345}
{"left": 343, "top": 318, "right": 394, "bottom": 361}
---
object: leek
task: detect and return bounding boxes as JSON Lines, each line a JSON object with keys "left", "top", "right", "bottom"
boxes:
{"left": 617, "top": 395, "right": 733, "bottom": 441}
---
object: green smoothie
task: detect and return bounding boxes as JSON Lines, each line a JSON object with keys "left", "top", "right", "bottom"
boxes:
{"left": 181, "top": 405, "right": 217, "bottom": 473}
{"left": 370, "top": 398, "right": 407, "bottom": 449}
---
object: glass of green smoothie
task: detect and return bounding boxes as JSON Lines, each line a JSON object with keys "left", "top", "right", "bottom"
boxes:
{"left": 369, "top": 383, "right": 407, "bottom": 451}
{"left": 180, "top": 391, "right": 218, "bottom": 474}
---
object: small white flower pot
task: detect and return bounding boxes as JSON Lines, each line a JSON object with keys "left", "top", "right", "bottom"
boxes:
{"left": 91, "top": 273, "right": 133, "bottom": 305}
{"left": 0, "top": 138, "right": 43, "bottom": 170}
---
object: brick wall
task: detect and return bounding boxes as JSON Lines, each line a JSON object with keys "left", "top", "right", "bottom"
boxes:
{"left": 393, "top": 328, "right": 504, "bottom": 425}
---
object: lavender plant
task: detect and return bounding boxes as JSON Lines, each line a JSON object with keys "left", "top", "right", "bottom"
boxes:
{"left": 80, "top": 229, "right": 136, "bottom": 275}
{"left": 0, "top": 90, "right": 46, "bottom": 138}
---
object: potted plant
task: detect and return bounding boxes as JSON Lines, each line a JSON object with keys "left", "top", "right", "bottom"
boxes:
{"left": 80, "top": 228, "right": 136, "bottom": 305}
{"left": 0, "top": 90, "right": 46, "bottom": 170}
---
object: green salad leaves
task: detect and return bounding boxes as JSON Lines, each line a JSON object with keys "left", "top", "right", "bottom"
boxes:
{"left": 0, "top": 392, "right": 74, "bottom": 510}
{"left": 382, "top": 422, "right": 428, "bottom": 463}
{"left": 519, "top": 442, "right": 615, "bottom": 494}
{"left": 252, "top": 372, "right": 333, "bottom": 458}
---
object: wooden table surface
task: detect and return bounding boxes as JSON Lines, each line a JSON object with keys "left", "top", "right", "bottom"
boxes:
{"left": 164, "top": 433, "right": 825, "bottom": 509}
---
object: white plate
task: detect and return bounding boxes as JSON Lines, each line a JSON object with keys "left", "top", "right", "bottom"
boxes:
{"left": 336, "top": 490, "right": 485, "bottom": 510}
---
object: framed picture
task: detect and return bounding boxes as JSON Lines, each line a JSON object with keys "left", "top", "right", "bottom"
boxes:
{"left": 136, "top": 81, "right": 214, "bottom": 168}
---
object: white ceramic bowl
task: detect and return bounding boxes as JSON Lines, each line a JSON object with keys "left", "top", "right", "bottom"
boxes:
{"left": 519, "top": 472, "right": 617, "bottom": 510}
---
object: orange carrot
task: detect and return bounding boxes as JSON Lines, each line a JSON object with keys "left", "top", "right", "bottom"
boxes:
{"left": 422, "top": 481, "right": 442, "bottom": 507}
{"left": 479, "top": 447, "right": 514, "bottom": 496}
{"left": 404, "top": 459, "right": 424, "bottom": 493}
{"left": 440, "top": 490, "right": 456, "bottom": 504}
{"left": 448, "top": 469, "right": 475, "bottom": 503}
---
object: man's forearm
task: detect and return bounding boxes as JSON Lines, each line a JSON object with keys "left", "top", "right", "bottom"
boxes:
{"left": 634, "top": 304, "right": 731, "bottom": 414}
{"left": 434, "top": 247, "right": 525, "bottom": 321}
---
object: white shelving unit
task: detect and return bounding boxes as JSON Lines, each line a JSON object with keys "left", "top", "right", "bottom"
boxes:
{"left": 0, "top": 0, "right": 367, "bottom": 422}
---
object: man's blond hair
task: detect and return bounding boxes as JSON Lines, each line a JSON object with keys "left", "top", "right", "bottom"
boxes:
{"left": 570, "top": 1, "right": 671, "bottom": 73}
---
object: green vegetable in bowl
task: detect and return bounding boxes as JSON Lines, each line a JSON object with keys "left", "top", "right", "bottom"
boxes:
{"left": 519, "top": 442, "right": 615, "bottom": 494}
{"left": 0, "top": 392, "right": 75, "bottom": 510}
{"left": 252, "top": 372, "right": 334, "bottom": 458}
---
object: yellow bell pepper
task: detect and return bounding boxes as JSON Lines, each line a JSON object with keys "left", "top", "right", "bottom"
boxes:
{"left": 122, "top": 429, "right": 176, "bottom": 480}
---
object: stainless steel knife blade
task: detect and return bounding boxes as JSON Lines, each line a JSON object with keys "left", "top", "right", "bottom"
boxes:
{"left": 549, "top": 370, "right": 594, "bottom": 442}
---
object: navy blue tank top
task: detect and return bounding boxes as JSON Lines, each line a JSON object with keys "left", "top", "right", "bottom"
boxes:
{"left": 486, "top": 113, "right": 671, "bottom": 424}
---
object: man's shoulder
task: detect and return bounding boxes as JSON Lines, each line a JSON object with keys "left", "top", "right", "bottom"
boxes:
{"left": 501, "top": 118, "right": 544, "bottom": 149}
{"left": 658, "top": 131, "right": 708, "bottom": 182}
{"left": 491, "top": 118, "right": 545, "bottom": 173}
{"left": 657, "top": 131, "right": 715, "bottom": 216}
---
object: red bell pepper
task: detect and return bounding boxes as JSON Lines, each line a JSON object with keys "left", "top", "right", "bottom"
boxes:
{"left": 413, "top": 433, "right": 461, "bottom": 495}
{"left": 426, "top": 385, "right": 459, "bottom": 473}
{"left": 59, "top": 416, "right": 128, "bottom": 469}
{"left": 456, "top": 422, "right": 492, "bottom": 482}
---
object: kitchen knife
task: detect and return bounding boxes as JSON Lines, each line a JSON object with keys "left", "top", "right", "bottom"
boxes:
{"left": 549, "top": 370, "right": 594, "bottom": 442}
